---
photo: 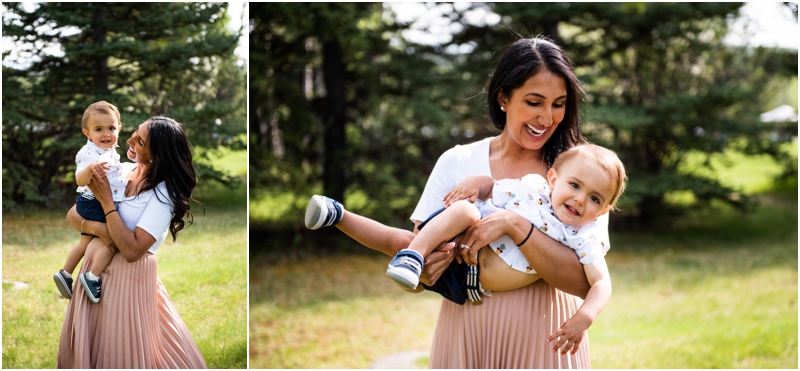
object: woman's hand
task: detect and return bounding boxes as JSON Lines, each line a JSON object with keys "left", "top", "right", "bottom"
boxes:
{"left": 86, "top": 168, "right": 116, "bottom": 211}
{"left": 418, "top": 241, "right": 456, "bottom": 286}
{"left": 66, "top": 205, "right": 117, "bottom": 250}
{"left": 456, "top": 210, "right": 516, "bottom": 266}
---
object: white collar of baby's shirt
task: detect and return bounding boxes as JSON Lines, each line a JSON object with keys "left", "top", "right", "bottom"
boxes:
{"left": 85, "top": 139, "right": 118, "bottom": 152}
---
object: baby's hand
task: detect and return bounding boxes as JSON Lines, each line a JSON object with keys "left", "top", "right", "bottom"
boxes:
{"left": 88, "top": 161, "right": 110, "bottom": 177}
{"left": 90, "top": 161, "right": 110, "bottom": 171}
{"left": 546, "top": 313, "right": 591, "bottom": 355}
{"left": 443, "top": 176, "right": 485, "bottom": 207}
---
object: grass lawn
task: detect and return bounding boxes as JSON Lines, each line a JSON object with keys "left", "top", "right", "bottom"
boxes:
{"left": 2, "top": 149, "right": 248, "bottom": 369}
{"left": 250, "top": 193, "right": 797, "bottom": 368}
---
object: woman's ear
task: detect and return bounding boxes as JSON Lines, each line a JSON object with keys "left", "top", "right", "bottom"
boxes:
{"left": 497, "top": 92, "right": 508, "bottom": 110}
{"left": 547, "top": 168, "right": 557, "bottom": 190}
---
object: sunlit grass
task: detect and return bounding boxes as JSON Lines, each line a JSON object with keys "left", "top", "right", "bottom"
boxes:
{"left": 2, "top": 150, "right": 248, "bottom": 369}
{"left": 250, "top": 193, "right": 797, "bottom": 368}
{"left": 679, "top": 139, "right": 797, "bottom": 194}
{"left": 250, "top": 188, "right": 374, "bottom": 225}
{"left": 198, "top": 144, "right": 248, "bottom": 178}
{"left": 250, "top": 253, "right": 442, "bottom": 368}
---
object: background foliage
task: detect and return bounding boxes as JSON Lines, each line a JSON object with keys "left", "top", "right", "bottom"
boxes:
{"left": 2, "top": 2, "right": 246, "bottom": 208}
{"left": 250, "top": 2, "right": 797, "bottom": 229}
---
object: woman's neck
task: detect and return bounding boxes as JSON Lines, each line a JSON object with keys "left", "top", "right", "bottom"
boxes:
{"left": 494, "top": 134, "right": 547, "bottom": 178}
{"left": 126, "top": 162, "right": 152, "bottom": 196}
{"left": 131, "top": 162, "right": 151, "bottom": 179}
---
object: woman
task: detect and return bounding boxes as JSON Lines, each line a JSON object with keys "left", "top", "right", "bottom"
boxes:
{"left": 412, "top": 37, "right": 601, "bottom": 368}
{"left": 58, "top": 116, "right": 207, "bottom": 368}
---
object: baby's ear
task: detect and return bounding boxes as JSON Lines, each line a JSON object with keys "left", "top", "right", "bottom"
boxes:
{"left": 595, "top": 205, "right": 612, "bottom": 220}
{"left": 82, "top": 128, "right": 90, "bottom": 140}
{"left": 546, "top": 169, "right": 557, "bottom": 190}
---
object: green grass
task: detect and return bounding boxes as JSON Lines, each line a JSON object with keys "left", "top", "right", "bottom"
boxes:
{"left": 2, "top": 149, "right": 248, "bottom": 369}
{"left": 250, "top": 253, "right": 442, "bottom": 368}
{"left": 250, "top": 193, "right": 797, "bottom": 368}
{"left": 198, "top": 145, "right": 248, "bottom": 179}
{"left": 679, "top": 139, "right": 797, "bottom": 194}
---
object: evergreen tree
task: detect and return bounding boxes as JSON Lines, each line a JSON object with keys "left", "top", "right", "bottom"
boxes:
{"left": 2, "top": 2, "right": 244, "bottom": 207}
{"left": 449, "top": 3, "right": 792, "bottom": 222}
{"left": 250, "top": 3, "right": 472, "bottom": 223}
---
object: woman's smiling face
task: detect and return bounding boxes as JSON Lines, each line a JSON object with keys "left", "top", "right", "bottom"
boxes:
{"left": 126, "top": 122, "right": 151, "bottom": 164}
{"left": 498, "top": 68, "right": 567, "bottom": 150}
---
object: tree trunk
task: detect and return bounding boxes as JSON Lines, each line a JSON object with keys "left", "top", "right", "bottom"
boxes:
{"left": 321, "top": 38, "right": 347, "bottom": 203}
{"left": 92, "top": 5, "right": 109, "bottom": 93}
{"left": 542, "top": 20, "right": 563, "bottom": 47}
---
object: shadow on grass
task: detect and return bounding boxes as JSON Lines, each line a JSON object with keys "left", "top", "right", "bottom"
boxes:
{"left": 251, "top": 191, "right": 798, "bottom": 310}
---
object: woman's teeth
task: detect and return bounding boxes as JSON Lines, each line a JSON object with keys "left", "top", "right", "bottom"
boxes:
{"left": 526, "top": 124, "right": 546, "bottom": 136}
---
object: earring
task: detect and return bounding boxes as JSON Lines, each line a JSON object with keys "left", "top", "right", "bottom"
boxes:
{"left": 501, "top": 106, "right": 506, "bottom": 112}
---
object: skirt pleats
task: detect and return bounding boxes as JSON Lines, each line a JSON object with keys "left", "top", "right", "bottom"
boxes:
{"left": 429, "top": 279, "right": 591, "bottom": 368}
{"left": 57, "top": 238, "right": 206, "bottom": 369}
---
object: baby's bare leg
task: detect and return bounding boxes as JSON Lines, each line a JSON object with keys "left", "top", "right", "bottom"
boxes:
{"left": 336, "top": 210, "right": 416, "bottom": 257}
{"left": 64, "top": 234, "right": 94, "bottom": 274}
{"left": 89, "top": 244, "right": 116, "bottom": 277}
{"left": 406, "top": 200, "right": 480, "bottom": 258}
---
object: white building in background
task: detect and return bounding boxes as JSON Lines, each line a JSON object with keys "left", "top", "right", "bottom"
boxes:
{"left": 759, "top": 104, "right": 798, "bottom": 142}
{"left": 760, "top": 104, "right": 798, "bottom": 123}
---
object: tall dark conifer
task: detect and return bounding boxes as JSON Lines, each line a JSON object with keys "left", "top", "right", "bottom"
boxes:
{"left": 3, "top": 2, "right": 244, "bottom": 206}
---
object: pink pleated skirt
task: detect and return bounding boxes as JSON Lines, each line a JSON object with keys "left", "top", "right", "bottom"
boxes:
{"left": 429, "top": 279, "right": 591, "bottom": 368}
{"left": 57, "top": 238, "right": 207, "bottom": 369}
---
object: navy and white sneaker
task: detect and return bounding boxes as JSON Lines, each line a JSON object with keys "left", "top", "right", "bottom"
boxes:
{"left": 53, "top": 269, "right": 73, "bottom": 299}
{"left": 386, "top": 249, "right": 424, "bottom": 290}
{"left": 79, "top": 273, "right": 102, "bottom": 304}
{"left": 305, "top": 195, "right": 344, "bottom": 230}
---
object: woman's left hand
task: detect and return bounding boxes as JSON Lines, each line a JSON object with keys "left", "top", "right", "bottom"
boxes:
{"left": 457, "top": 210, "right": 516, "bottom": 266}
{"left": 86, "top": 169, "right": 115, "bottom": 210}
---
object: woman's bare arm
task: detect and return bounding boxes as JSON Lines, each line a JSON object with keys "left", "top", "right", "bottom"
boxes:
{"left": 518, "top": 227, "right": 590, "bottom": 298}
{"left": 87, "top": 172, "right": 156, "bottom": 262}
{"left": 456, "top": 209, "right": 590, "bottom": 299}
{"left": 66, "top": 205, "right": 115, "bottom": 248}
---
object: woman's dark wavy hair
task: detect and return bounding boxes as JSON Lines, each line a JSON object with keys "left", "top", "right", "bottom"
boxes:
{"left": 136, "top": 116, "right": 203, "bottom": 241}
{"left": 487, "top": 36, "right": 586, "bottom": 168}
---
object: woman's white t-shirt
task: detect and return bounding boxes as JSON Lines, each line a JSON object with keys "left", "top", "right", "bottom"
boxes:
{"left": 409, "top": 137, "right": 610, "bottom": 260}
{"left": 118, "top": 163, "right": 174, "bottom": 254}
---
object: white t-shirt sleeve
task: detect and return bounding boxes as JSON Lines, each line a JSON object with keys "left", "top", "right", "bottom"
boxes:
{"left": 409, "top": 147, "right": 460, "bottom": 223}
{"left": 75, "top": 146, "right": 94, "bottom": 177}
{"left": 135, "top": 183, "right": 174, "bottom": 242}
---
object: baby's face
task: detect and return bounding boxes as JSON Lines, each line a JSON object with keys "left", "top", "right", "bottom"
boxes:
{"left": 547, "top": 158, "right": 614, "bottom": 227}
{"left": 83, "top": 113, "right": 119, "bottom": 150}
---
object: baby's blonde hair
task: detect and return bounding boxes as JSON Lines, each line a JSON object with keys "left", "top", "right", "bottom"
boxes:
{"left": 551, "top": 143, "right": 627, "bottom": 210}
{"left": 81, "top": 101, "right": 121, "bottom": 129}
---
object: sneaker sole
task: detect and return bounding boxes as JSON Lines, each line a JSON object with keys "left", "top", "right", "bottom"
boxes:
{"left": 305, "top": 195, "right": 327, "bottom": 230}
{"left": 386, "top": 266, "right": 420, "bottom": 290}
{"left": 53, "top": 273, "right": 72, "bottom": 299}
{"left": 79, "top": 274, "right": 100, "bottom": 304}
